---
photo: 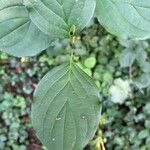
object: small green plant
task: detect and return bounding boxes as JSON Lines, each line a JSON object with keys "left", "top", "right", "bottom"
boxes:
{"left": 0, "top": 0, "right": 150, "bottom": 150}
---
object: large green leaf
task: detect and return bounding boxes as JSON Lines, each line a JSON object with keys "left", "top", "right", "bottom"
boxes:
{"left": 96, "top": 0, "right": 150, "bottom": 40}
{"left": 24, "top": 0, "right": 96, "bottom": 36}
{"left": 32, "top": 63, "right": 101, "bottom": 150}
{"left": 0, "top": 0, "right": 53, "bottom": 57}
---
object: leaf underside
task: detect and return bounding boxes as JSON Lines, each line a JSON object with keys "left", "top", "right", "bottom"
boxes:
{"left": 32, "top": 63, "right": 101, "bottom": 150}
{"left": 96, "top": 0, "right": 150, "bottom": 40}
{"left": 0, "top": 0, "right": 96, "bottom": 56}
{"left": 0, "top": 0, "right": 52, "bottom": 56}
{"left": 25, "top": 0, "right": 95, "bottom": 36}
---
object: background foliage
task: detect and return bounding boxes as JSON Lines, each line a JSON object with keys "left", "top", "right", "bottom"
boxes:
{"left": 0, "top": 19, "right": 150, "bottom": 150}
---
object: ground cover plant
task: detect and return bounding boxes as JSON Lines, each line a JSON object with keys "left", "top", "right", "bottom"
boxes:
{"left": 0, "top": 0, "right": 150, "bottom": 150}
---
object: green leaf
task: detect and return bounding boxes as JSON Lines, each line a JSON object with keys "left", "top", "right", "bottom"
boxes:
{"left": 138, "top": 129, "right": 149, "bottom": 139}
{"left": 96, "top": 0, "right": 150, "bottom": 40}
{"left": 32, "top": 63, "right": 101, "bottom": 150}
{"left": 135, "top": 49, "right": 147, "bottom": 65}
{"left": 145, "top": 120, "right": 150, "bottom": 129}
{"left": 0, "top": 0, "right": 52, "bottom": 57}
{"left": 24, "top": 0, "right": 96, "bottom": 36}
{"left": 134, "top": 73, "right": 150, "bottom": 89}
{"left": 146, "top": 137, "right": 150, "bottom": 149}
{"left": 140, "top": 61, "right": 150, "bottom": 73}
{"left": 84, "top": 57, "right": 96, "bottom": 69}
{"left": 119, "top": 49, "right": 136, "bottom": 68}
{"left": 144, "top": 103, "right": 150, "bottom": 115}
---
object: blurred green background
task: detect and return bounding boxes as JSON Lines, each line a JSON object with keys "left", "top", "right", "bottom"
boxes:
{"left": 0, "top": 19, "right": 150, "bottom": 150}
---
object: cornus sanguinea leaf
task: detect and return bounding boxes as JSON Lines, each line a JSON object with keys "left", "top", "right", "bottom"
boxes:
{"left": 32, "top": 63, "right": 101, "bottom": 150}
{"left": 24, "top": 0, "right": 96, "bottom": 36}
{"left": 96, "top": 0, "right": 150, "bottom": 40}
{"left": 0, "top": 0, "right": 52, "bottom": 56}
{"left": 0, "top": 0, "right": 96, "bottom": 56}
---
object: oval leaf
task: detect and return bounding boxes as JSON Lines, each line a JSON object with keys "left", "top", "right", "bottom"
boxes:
{"left": 0, "top": 0, "right": 52, "bottom": 57}
{"left": 24, "top": 0, "right": 96, "bottom": 36}
{"left": 32, "top": 63, "right": 101, "bottom": 150}
{"left": 119, "top": 49, "right": 136, "bottom": 68}
{"left": 96, "top": 0, "right": 150, "bottom": 40}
